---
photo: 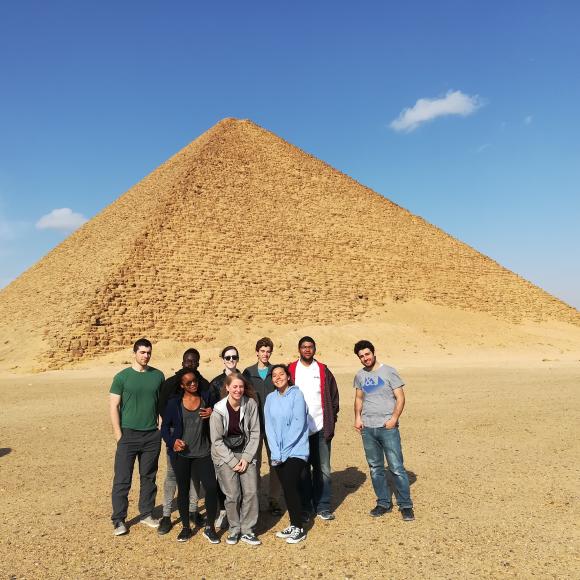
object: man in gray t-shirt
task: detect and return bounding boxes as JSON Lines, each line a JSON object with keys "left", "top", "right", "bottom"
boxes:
{"left": 353, "top": 340, "right": 414, "bottom": 521}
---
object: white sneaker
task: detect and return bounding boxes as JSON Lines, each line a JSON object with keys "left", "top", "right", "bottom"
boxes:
{"left": 113, "top": 521, "right": 127, "bottom": 536}
{"left": 139, "top": 515, "right": 160, "bottom": 528}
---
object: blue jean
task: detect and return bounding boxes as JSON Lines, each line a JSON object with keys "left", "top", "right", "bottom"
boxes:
{"left": 300, "top": 430, "right": 332, "bottom": 513}
{"left": 361, "top": 426, "right": 412, "bottom": 510}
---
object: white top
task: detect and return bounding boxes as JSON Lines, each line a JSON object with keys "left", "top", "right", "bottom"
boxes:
{"left": 295, "top": 360, "right": 323, "bottom": 435}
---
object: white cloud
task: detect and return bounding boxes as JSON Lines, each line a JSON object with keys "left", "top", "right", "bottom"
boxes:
{"left": 524, "top": 115, "right": 533, "bottom": 125}
{"left": 390, "top": 90, "right": 484, "bottom": 132}
{"left": 35, "top": 208, "right": 87, "bottom": 231}
{"left": 477, "top": 143, "right": 491, "bottom": 153}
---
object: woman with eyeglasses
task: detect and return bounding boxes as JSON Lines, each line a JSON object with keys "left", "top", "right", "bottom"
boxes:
{"left": 161, "top": 368, "right": 220, "bottom": 544}
{"left": 210, "top": 372, "right": 261, "bottom": 545}
{"left": 264, "top": 364, "right": 309, "bottom": 544}
{"left": 209, "top": 346, "right": 240, "bottom": 394}
{"left": 209, "top": 345, "right": 241, "bottom": 527}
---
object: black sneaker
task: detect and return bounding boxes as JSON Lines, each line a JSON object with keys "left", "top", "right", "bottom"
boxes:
{"left": 286, "top": 527, "right": 307, "bottom": 544}
{"left": 240, "top": 533, "right": 262, "bottom": 546}
{"left": 370, "top": 504, "right": 392, "bottom": 517}
{"left": 275, "top": 525, "right": 294, "bottom": 539}
{"left": 190, "top": 511, "right": 205, "bottom": 527}
{"left": 177, "top": 527, "right": 193, "bottom": 542}
{"left": 157, "top": 516, "right": 172, "bottom": 535}
{"left": 203, "top": 526, "right": 220, "bottom": 544}
{"left": 401, "top": 507, "right": 415, "bottom": 521}
{"left": 317, "top": 510, "right": 336, "bottom": 521}
{"left": 269, "top": 499, "right": 283, "bottom": 517}
{"left": 226, "top": 532, "right": 240, "bottom": 545}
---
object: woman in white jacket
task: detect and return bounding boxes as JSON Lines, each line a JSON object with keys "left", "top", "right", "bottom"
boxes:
{"left": 210, "top": 372, "right": 261, "bottom": 546}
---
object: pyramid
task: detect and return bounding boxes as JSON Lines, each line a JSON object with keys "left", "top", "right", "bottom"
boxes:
{"left": 0, "top": 118, "right": 578, "bottom": 370}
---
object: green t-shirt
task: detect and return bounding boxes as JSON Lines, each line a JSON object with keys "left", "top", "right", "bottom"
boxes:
{"left": 110, "top": 366, "right": 165, "bottom": 431}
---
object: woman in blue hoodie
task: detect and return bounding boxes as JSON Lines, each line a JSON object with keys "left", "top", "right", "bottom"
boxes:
{"left": 264, "top": 364, "right": 309, "bottom": 544}
{"left": 161, "top": 368, "right": 220, "bottom": 544}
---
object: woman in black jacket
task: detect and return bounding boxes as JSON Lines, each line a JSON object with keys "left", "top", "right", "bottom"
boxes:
{"left": 161, "top": 367, "right": 220, "bottom": 544}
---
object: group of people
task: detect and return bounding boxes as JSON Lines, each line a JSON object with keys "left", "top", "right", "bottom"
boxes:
{"left": 109, "top": 335, "right": 415, "bottom": 546}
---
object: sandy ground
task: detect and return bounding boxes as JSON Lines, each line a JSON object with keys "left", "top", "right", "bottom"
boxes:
{"left": 1, "top": 357, "right": 579, "bottom": 579}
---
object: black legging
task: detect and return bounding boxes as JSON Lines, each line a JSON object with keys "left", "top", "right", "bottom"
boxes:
{"left": 275, "top": 457, "right": 306, "bottom": 528}
{"left": 172, "top": 454, "right": 218, "bottom": 528}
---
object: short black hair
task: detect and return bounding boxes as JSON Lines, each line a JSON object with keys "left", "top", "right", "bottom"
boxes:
{"left": 182, "top": 348, "right": 200, "bottom": 361}
{"left": 221, "top": 345, "right": 239, "bottom": 359}
{"left": 133, "top": 338, "right": 152, "bottom": 352}
{"left": 354, "top": 340, "right": 375, "bottom": 355}
{"left": 255, "top": 337, "right": 274, "bottom": 352}
{"left": 298, "top": 336, "right": 316, "bottom": 348}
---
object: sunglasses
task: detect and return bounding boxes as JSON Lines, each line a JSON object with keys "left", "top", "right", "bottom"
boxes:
{"left": 224, "top": 355, "right": 239, "bottom": 361}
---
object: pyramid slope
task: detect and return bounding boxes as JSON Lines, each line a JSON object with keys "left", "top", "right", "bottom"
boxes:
{"left": 0, "top": 118, "right": 577, "bottom": 369}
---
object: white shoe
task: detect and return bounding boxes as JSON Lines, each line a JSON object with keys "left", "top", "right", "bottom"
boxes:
{"left": 139, "top": 515, "right": 160, "bottom": 528}
{"left": 113, "top": 521, "right": 127, "bottom": 536}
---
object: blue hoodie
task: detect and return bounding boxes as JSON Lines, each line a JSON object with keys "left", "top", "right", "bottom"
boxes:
{"left": 264, "top": 385, "right": 309, "bottom": 463}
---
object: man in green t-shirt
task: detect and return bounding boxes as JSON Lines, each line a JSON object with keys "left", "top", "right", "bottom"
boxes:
{"left": 109, "top": 338, "right": 165, "bottom": 536}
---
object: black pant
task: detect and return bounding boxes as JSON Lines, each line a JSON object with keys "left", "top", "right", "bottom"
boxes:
{"left": 275, "top": 457, "right": 306, "bottom": 528}
{"left": 172, "top": 454, "right": 218, "bottom": 529}
{"left": 111, "top": 428, "right": 161, "bottom": 523}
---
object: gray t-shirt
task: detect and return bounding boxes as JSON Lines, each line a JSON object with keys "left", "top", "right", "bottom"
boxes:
{"left": 180, "top": 403, "right": 210, "bottom": 458}
{"left": 353, "top": 364, "right": 405, "bottom": 428}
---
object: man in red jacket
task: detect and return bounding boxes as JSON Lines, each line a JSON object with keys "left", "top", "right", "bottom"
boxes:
{"left": 288, "top": 336, "right": 339, "bottom": 521}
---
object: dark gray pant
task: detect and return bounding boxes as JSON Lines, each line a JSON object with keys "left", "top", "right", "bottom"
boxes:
{"left": 111, "top": 428, "right": 162, "bottom": 524}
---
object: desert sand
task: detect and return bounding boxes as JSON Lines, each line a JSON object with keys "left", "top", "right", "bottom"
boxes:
{"left": 1, "top": 317, "right": 579, "bottom": 579}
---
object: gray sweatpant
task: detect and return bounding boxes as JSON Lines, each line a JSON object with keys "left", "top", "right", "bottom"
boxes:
{"left": 215, "top": 456, "right": 258, "bottom": 535}
{"left": 163, "top": 450, "right": 202, "bottom": 517}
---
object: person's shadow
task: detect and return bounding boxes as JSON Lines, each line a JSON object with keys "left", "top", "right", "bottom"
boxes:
{"left": 332, "top": 466, "right": 367, "bottom": 510}
{"left": 0, "top": 448, "right": 11, "bottom": 458}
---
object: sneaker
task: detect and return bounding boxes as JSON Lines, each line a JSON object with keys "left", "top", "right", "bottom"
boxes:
{"left": 215, "top": 509, "right": 228, "bottom": 530}
{"left": 113, "top": 521, "right": 127, "bottom": 536}
{"left": 177, "top": 527, "right": 193, "bottom": 542}
{"left": 275, "top": 525, "right": 294, "bottom": 539}
{"left": 190, "top": 511, "right": 205, "bottom": 527}
{"left": 226, "top": 532, "right": 240, "bottom": 545}
{"left": 139, "top": 515, "right": 160, "bottom": 528}
{"left": 370, "top": 505, "right": 392, "bottom": 517}
{"left": 157, "top": 516, "right": 172, "bottom": 535}
{"left": 401, "top": 507, "right": 415, "bottom": 521}
{"left": 269, "top": 499, "right": 283, "bottom": 517}
{"left": 317, "top": 510, "right": 335, "bottom": 521}
{"left": 240, "top": 533, "right": 261, "bottom": 546}
{"left": 203, "top": 526, "right": 220, "bottom": 544}
{"left": 286, "top": 527, "right": 307, "bottom": 544}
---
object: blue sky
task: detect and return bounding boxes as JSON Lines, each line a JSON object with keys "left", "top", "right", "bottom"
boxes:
{"left": 1, "top": 1, "right": 579, "bottom": 308}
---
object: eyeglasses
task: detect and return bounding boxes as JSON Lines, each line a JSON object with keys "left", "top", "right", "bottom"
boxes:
{"left": 224, "top": 355, "right": 239, "bottom": 361}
